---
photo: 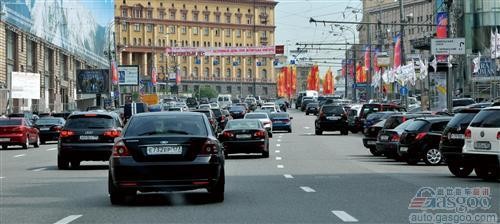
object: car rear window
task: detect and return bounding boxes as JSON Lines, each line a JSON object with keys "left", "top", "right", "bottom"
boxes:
{"left": 229, "top": 106, "right": 245, "bottom": 111}
{"left": 453, "top": 99, "right": 475, "bottom": 107}
{"left": 384, "top": 116, "right": 405, "bottom": 129}
{"left": 168, "top": 108, "right": 181, "bottom": 111}
{"left": 405, "top": 120, "right": 428, "bottom": 132}
{"left": 125, "top": 115, "right": 207, "bottom": 137}
{"left": 322, "top": 106, "right": 344, "bottom": 115}
{"left": 0, "top": 119, "right": 22, "bottom": 125}
{"left": 469, "top": 110, "right": 500, "bottom": 128}
{"left": 271, "top": 113, "right": 289, "bottom": 119}
{"left": 35, "top": 119, "right": 63, "bottom": 125}
{"left": 394, "top": 119, "right": 414, "bottom": 131}
{"left": 367, "top": 113, "right": 385, "bottom": 121}
{"left": 245, "top": 114, "right": 268, "bottom": 119}
{"left": 447, "top": 112, "right": 478, "bottom": 128}
{"left": 226, "top": 120, "right": 260, "bottom": 129}
{"left": 211, "top": 109, "right": 222, "bottom": 117}
{"left": 65, "top": 115, "right": 114, "bottom": 129}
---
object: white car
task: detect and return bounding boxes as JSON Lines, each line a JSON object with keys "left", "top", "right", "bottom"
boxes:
{"left": 198, "top": 104, "right": 212, "bottom": 110}
{"left": 210, "top": 103, "right": 220, "bottom": 109}
{"left": 244, "top": 112, "right": 273, "bottom": 137}
{"left": 261, "top": 105, "right": 279, "bottom": 113}
{"left": 462, "top": 106, "right": 500, "bottom": 180}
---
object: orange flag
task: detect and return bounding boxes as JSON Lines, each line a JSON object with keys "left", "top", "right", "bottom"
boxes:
{"left": 323, "top": 68, "right": 333, "bottom": 95}
{"left": 291, "top": 65, "right": 297, "bottom": 95}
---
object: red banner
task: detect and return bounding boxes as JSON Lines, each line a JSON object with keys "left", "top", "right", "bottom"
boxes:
{"left": 393, "top": 33, "right": 402, "bottom": 69}
{"left": 364, "top": 46, "right": 370, "bottom": 71}
{"left": 323, "top": 68, "right": 334, "bottom": 95}
{"left": 291, "top": 65, "right": 297, "bottom": 95}
{"left": 307, "top": 64, "right": 320, "bottom": 91}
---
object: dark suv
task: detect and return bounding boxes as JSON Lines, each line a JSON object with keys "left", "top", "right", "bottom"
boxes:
{"left": 440, "top": 108, "right": 481, "bottom": 177}
{"left": 315, "top": 105, "right": 348, "bottom": 135}
{"left": 58, "top": 112, "right": 123, "bottom": 169}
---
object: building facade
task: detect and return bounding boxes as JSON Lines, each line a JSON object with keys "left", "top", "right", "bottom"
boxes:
{"left": 115, "top": 0, "right": 278, "bottom": 98}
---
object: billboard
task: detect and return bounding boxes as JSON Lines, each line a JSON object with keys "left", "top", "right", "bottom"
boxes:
{"left": 118, "top": 65, "right": 139, "bottom": 86}
{"left": 166, "top": 46, "right": 276, "bottom": 56}
{"left": 2, "top": 0, "right": 113, "bottom": 66}
{"left": 11, "top": 72, "right": 40, "bottom": 99}
{"left": 76, "top": 69, "right": 109, "bottom": 94}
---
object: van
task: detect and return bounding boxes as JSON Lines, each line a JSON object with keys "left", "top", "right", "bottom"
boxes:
{"left": 295, "top": 90, "right": 319, "bottom": 109}
{"left": 217, "top": 94, "right": 232, "bottom": 108}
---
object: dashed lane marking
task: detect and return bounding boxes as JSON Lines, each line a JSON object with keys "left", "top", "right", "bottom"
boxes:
{"left": 277, "top": 165, "right": 284, "bottom": 169}
{"left": 284, "top": 174, "right": 294, "bottom": 179}
{"left": 276, "top": 157, "right": 282, "bottom": 160}
{"left": 331, "top": 211, "right": 359, "bottom": 222}
{"left": 300, "top": 186, "right": 316, "bottom": 193}
{"left": 276, "top": 144, "right": 281, "bottom": 147}
{"left": 275, "top": 150, "right": 280, "bottom": 153}
{"left": 13, "top": 154, "right": 26, "bottom": 158}
{"left": 32, "top": 168, "right": 47, "bottom": 172}
{"left": 46, "top": 148, "right": 57, "bottom": 151}
{"left": 53, "top": 215, "right": 83, "bottom": 224}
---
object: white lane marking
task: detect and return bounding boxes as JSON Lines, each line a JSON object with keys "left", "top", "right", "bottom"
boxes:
{"left": 331, "top": 211, "right": 359, "bottom": 222}
{"left": 277, "top": 165, "right": 284, "bottom": 169}
{"left": 275, "top": 150, "right": 280, "bottom": 153}
{"left": 276, "top": 144, "right": 281, "bottom": 147}
{"left": 304, "top": 127, "right": 311, "bottom": 129}
{"left": 0, "top": 176, "right": 5, "bottom": 179}
{"left": 278, "top": 135, "right": 282, "bottom": 138}
{"left": 275, "top": 156, "right": 282, "bottom": 160}
{"left": 284, "top": 174, "right": 294, "bottom": 179}
{"left": 277, "top": 139, "right": 282, "bottom": 142}
{"left": 300, "top": 186, "right": 316, "bottom": 193}
{"left": 13, "top": 154, "right": 26, "bottom": 158}
{"left": 278, "top": 134, "right": 284, "bottom": 136}
{"left": 53, "top": 215, "right": 83, "bottom": 224}
{"left": 46, "top": 148, "right": 57, "bottom": 151}
{"left": 32, "top": 168, "right": 47, "bottom": 172}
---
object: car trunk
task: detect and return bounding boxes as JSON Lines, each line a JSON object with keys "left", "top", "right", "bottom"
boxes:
{"left": 61, "top": 128, "right": 115, "bottom": 144}
{"left": 123, "top": 136, "right": 210, "bottom": 162}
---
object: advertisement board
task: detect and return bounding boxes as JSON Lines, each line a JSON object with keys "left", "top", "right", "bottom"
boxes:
{"left": 472, "top": 57, "right": 500, "bottom": 81}
{"left": 76, "top": 69, "right": 109, "bottom": 94}
{"left": 118, "top": 65, "right": 139, "bottom": 86}
{"left": 166, "top": 46, "right": 276, "bottom": 56}
{"left": 430, "top": 72, "right": 447, "bottom": 111}
{"left": 11, "top": 72, "right": 40, "bottom": 99}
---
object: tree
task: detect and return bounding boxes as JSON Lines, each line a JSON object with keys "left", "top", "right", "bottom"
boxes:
{"left": 195, "top": 86, "right": 218, "bottom": 99}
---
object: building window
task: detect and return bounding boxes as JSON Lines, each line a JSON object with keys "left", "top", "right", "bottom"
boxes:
{"left": 138, "top": 38, "right": 142, "bottom": 45}
{"left": 237, "top": 86, "right": 241, "bottom": 94}
{"left": 204, "top": 67, "right": 209, "bottom": 78}
{"left": 122, "top": 22, "right": 127, "bottom": 31}
{"left": 26, "top": 40, "right": 36, "bottom": 72}
{"left": 192, "top": 27, "right": 199, "bottom": 35}
{"left": 159, "top": 11, "right": 165, "bottom": 19}
{"left": 216, "top": 86, "right": 221, "bottom": 93}
{"left": 133, "top": 38, "right": 137, "bottom": 45}
{"left": 203, "top": 27, "right": 209, "bottom": 36}
{"left": 215, "top": 15, "right": 220, "bottom": 23}
{"left": 169, "top": 25, "right": 176, "bottom": 34}
{"left": 247, "top": 68, "right": 252, "bottom": 78}
{"left": 226, "top": 15, "right": 231, "bottom": 23}
{"left": 181, "top": 13, "right": 187, "bottom": 21}
{"left": 181, "top": 26, "right": 187, "bottom": 34}
{"left": 122, "top": 9, "right": 128, "bottom": 17}
{"left": 237, "top": 69, "right": 242, "bottom": 78}
{"left": 236, "top": 16, "right": 241, "bottom": 24}
{"left": 261, "top": 31, "right": 267, "bottom": 38}
{"left": 193, "top": 67, "right": 199, "bottom": 78}
{"left": 246, "top": 30, "right": 252, "bottom": 38}
{"left": 159, "top": 25, "right": 164, "bottom": 33}
{"left": 122, "top": 37, "right": 127, "bottom": 45}
{"left": 147, "top": 10, "right": 152, "bottom": 19}
{"left": 182, "top": 66, "right": 188, "bottom": 77}
{"left": 146, "top": 24, "right": 153, "bottom": 32}
{"left": 225, "top": 29, "right": 231, "bottom": 37}
{"left": 170, "top": 11, "right": 176, "bottom": 20}
{"left": 204, "top": 14, "right": 209, "bottom": 22}
{"left": 248, "top": 86, "right": 253, "bottom": 94}
{"left": 263, "top": 87, "right": 268, "bottom": 95}
{"left": 226, "top": 68, "right": 231, "bottom": 77}
{"left": 148, "top": 39, "right": 152, "bottom": 46}
{"left": 182, "top": 85, "right": 188, "bottom": 92}
{"left": 215, "top": 67, "right": 221, "bottom": 77}
{"left": 134, "top": 9, "right": 142, "bottom": 18}
{"left": 236, "top": 29, "right": 241, "bottom": 38}
{"left": 134, "top": 24, "right": 141, "bottom": 32}
{"left": 226, "top": 86, "right": 232, "bottom": 93}
{"left": 193, "top": 13, "right": 198, "bottom": 21}
{"left": 261, "top": 69, "right": 267, "bottom": 79}
{"left": 215, "top": 28, "right": 220, "bottom": 36}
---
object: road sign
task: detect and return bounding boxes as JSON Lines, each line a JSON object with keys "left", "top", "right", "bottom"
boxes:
{"left": 431, "top": 38, "right": 466, "bottom": 55}
{"left": 400, "top": 86, "right": 408, "bottom": 96}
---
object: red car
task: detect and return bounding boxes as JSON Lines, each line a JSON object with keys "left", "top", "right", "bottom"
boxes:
{"left": 0, "top": 118, "right": 40, "bottom": 149}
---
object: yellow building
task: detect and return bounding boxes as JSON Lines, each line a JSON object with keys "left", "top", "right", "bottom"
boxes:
{"left": 115, "top": 0, "right": 278, "bottom": 98}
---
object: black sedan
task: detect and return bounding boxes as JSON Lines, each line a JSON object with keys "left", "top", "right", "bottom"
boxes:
{"left": 305, "top": 102, "right": 320, "bottom": 115}
{"left": 228, "top": 106, "right": 247, "bottom": 119}
{"left": 362, "top": 119, "right": 386, "bottom": 155}
{"left": 315, "top": 104, "right": 349, "bottom": 135}
{"left": 108, "top": 112, "right": 225, "bottom": 204}
{"left": 218, "top": 119, "right": 269, "bottom": 158}
{"left": 34, "top": 117, "right": 65, "bottom": 144}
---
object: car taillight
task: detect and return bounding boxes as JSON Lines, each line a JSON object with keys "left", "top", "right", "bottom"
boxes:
{"left": 112, "top": 139, "right": 130, "bottom": 157}
{"left": 254, "top": 130, "right": 266, "bottom": 138}
{"left": 319, "top": 111, "right": 325, "bottom": 118}
{"left": 401, "top": 116, "right": 407, "bottom": 123}
{"left": 12, "top": 127, "right": 24, "bottom": 132}
{"left": 391, "top": 133, "right": 400, "bottom": 142}
{"left": 283, "top": 119, "right": 290, "bottom": 123}
{"left": 200, "top": 140, "right": 218, "bottom": 155}
{"left": 222, "top": 131, "right": 234, "bottom": 138}
{"left": 60, "top": 130, "right": 75, "bottom": 138}
{"left": 50, "top": 126, "right": 63, "bottom": 131}
{"left": 464, "top": 129, "right": 471, "bottom": 139}
{"left": 221, "top": 115, "right": 225, "bottom": 122}
{"left": 104, "top": 129, "right": 121, "bottom": 138}
{"left": 209, "top": 119, "right": 215, "bottom": 124}
{"left": 415, "top": 132, "right": 427, "bottom": 140}
{"left": 497, "top": 131, "right": 500, "bottom": 140}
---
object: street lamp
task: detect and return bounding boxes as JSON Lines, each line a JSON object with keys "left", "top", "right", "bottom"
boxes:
{"left": 335, "top": 24, "right": 357, "bottom": 102}
{"left": 332, "top": 33, "right": 349, "bottom": 99}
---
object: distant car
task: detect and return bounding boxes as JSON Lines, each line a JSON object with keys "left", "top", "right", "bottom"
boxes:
{"left": 34, "top": 117, "right": 66, "bottom": 144}
{"left": 198, "top": 104, "right": 212, "bottom": 110}
{"left": 211, "top": 108, "right": 228, "bottom": 131}
{"left": 148, "top": 104, "right": 163, "bottom": 112}
{"left": 244, "top": 98, "right": 257, "bottom": 111}
{"left": 244, "top": 112, "right": 273, "bottom": 137}
{"left": 358, "top": 103, "right": 406, "bottom": 133}
{"left": 261, "top": 105, "right": 278, "bottom": 113}
{"left": 452, "top": 98, "right": 475, "bottom": 108}
{"left": 175, "top": 102, "right": 189, "bottom": 111}
{"left": 192, "top": 109, "right": 218, "bottom": 133}
{"left": 186, "top": 97, "right": 199, "bottom": 109}
{"left": 57, "top": 112, "right": 123, "bottom": 169}
{"left": 362, "top": 119, "right": 386, "bottom": 154}
{"left": 398, "top": 117, "right": 452, "bottom": 165}
{"left": 440, "top": 108, "right": 481, "bottom": 177}
{"left": 347, "top": 105, "right": 362, "bottom": 133}
{"left": 167, "top": 107, "right": 187, "bottom": 112}
{"left": 363, "top": 112, "right": 402, "bottom": 131}
{"left": 315, "top": 105, "right": 348, "bottom": 135}
{"left": 0, "top": 118, "right": 40, "bottom": 149}
{"left": 300, "top": 99, "right": 315, "bottom": 112}
{"left": 210, "top": 103, "right": 220, "bottom": 109}
{"left": 219, "top": 119, "right": 270, "bottom": 158}
{"left": 305, "top": 102, "right": 319, "bottom": 115}
{"left": 108, "top": 112, "right": 225, "bottom": 204}
{"left": 462, "top": 106, "right": 500, "bottom": 180}
{"left": 270, "top": 112, "right": 292, "bottom": 133}
{"left": 228, "top": 106, "right": 247, "bottom": 119}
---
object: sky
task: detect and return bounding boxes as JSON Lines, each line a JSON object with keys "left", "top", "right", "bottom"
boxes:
{"left": 79, "top": 0, "right": 114, "bottom": 26}
{"left": 275, "top": 0, "right": 363, "bottom": 77}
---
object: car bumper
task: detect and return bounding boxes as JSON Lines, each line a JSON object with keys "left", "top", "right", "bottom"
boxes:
{"left": 376, "top": 141, "right": 399, "bottom": 154}
{"left": 306, "top": 109, "right": 318, "bottom": 113}
{"left": 462, "top": 153, "right": 500, "bottom": 168}
{"left": 222, "top": 139, "right": 267, "bottom": 154}
{"left": 39, "top": 131, "right": 60, "bottom": 141}
{"left": 110, "top": 155, "right": 223, "bottom": 191}
{"left": 362, "top": 137, "right": 377, "bottom": 148}
{"left": 316, "top": 121, "right": 347, "bottom": 131}
{"left": 272, "top": 123, "right": 291, "bottom": 130}
{"left": 231, "top": 114, "right": 245, "bottom": 119}
{"left": 59, "top": 142, "right": 114, "bottom": 161}
{"left": 0, "top": 134, "right": 27, "bottom": 145}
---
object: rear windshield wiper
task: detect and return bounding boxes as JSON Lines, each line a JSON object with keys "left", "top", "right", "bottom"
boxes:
{"left": 166, "top": 130, "right": 190, "bottom": 135}
{"left": 138, "top": 131, "right": 162, "bottom": 136}
{"left": 87, "top": 126, "right": 109, "bottom": 129}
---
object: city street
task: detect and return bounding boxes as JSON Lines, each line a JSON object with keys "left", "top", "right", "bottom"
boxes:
{"left": 1, "top": 109, "right": 498, "bottom": 224}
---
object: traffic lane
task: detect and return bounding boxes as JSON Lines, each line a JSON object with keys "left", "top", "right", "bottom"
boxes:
{"left": 0, "top": 142, "right": 59, "bottom": 179}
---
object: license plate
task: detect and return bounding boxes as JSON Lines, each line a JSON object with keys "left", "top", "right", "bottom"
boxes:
{"left": 146, "top": 145, "right": 183, "bottom": 155}
{"left": 367, "top": 141, "right": 376, "bottom": 145}
{"left": 474, "top": 142, "right": 491, "bottom": 150}
{"left": 327, "top": 116, "right": 340, "bottom": 120}
{"left": 400, "top": 146, "right": 408, "bottom": 152}
{"left": 79, "top": 135, "right": 98, "bottom": 140}
{"left": 0, "top": 138, "right": 9, "bottom": 142}
{"left": 40, "top": 128, "right": 50, "bottom": 131}
{"left": 450, "top": 134, "right": 464, "bottom": 139}
{"left": 236, "top": 134, "right": 252, "bottom": 139}
{"left": 380, "top": 135, "right": 389, "bottom": 141}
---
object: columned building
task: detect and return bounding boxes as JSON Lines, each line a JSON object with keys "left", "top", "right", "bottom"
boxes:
{"left": 115, "top": 0, "right": 278, "bottom": 98}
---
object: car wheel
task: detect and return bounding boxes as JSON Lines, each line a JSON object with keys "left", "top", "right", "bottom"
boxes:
{"left": 424, "top": 148, "right": 442, "bottom": 166}
{"left": 262, "top": 150, "right": 269, "bottom": 158}
{"left": 315, "top": 129, "right": 322, "bottom": 135}
{"left": 2, "top": 145, "right": 7, "bottom": 150}
{"left": 341, "top": 129, "right": 348, "bottom": 135}
{"left": 208, "top": 168, "right": 225, "bottom": 202}
{"left": 306, "top": 112, "right": 309, "bottom": 115}
{"left": 406, "top": 156, "right": 419, "bottom": 165}
{"left": 448, "top": 163, "right": 473, "bottom": 178}
{"left": 108, "top": 173, "right": 136, "bottom": 205}
{"left": 40, "top": 140, "right": 46, "bottom": 145}
{"left": 34, "top": 135, "right": 40, "bottom": 148}
{"left": 475, "top": 166, "right": 500, "bottom": 181}
{"left": 369, "top": 147, "right": 382, "bottom": 156}
{"left": 350, "top": 129, "right": 359, "bottom": 134}
{"left": 22, "top": 136, "right": 29, "bottom": 149}
{"left": 288, "top": 128, "right": 292, "bottom": 133}
{"left": 71, "top": 160, "right": 81, "bottom": 169}
{"left": 57, "top": 155, "right": 70, "bottom": 170}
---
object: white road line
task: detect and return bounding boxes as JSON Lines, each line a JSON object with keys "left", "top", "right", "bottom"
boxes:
{"left": 32, "top": 168, "right": 47, "bottom": 172}
{"left": 0, "top": 176, "right": 5, "bottom": 179}
{"left": 283, "top": 174, "right": 294, "bottom": 179}
{"left": 278, "top": 135, "right": 282, "bottom": 138}
{"left": 276, "top": 144, "right": 281, "bottom": 147}
{"left": 300, "top": 186, "right": 316, "bottom": 193}
{"left": 275, "top": 156, "right": 282, "bottom": 160}
{"left": 304, "top": 127, "right": 311, "bottom": 129}
{"left": 331, "top": 211, "right": 359, "bottom": 222}
{"left": 275, "top": 150, "right": 280, "bottom": 153}
{"left": 46, "top": 148, "right": 57, "bottom": 151}
{"left": 277, "top": 139, "right": 282, "bottom": 142}
{"left": 13, "top": 154, "right": 26, "bottom": 158}
{"left": 277, "top": 165, "right": 284, "bottom": 169}
{"left": 53, "top": 215, "right": 83, "bottom": 224}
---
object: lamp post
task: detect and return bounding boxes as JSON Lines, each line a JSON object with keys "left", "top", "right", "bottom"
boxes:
{"left": 332, "top": 33, "right": 349, "bottom": 99}
{"left": 335, "top": 24, "right": 357, "bottom": 102}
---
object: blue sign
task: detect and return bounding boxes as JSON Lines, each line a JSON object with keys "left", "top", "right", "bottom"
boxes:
{"left": 352, "top": 83, "right": 367, "bottom": 88}
{"left": 195, "top": 58, "right": 201, "bottom": 65}
{"left": 290, "top": 60, "right": 296, "bottom": 65}
{"left": 400, "top": 86, "right": 408, "bottom": 95}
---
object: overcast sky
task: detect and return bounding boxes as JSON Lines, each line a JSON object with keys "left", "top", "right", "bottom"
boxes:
{"left": 275, "top": 0, "right": 363, "bottom": 77}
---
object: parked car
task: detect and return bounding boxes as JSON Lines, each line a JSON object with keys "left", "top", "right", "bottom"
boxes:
{"left": 315, "top": 104, "right": 348, "bottom": 135}
{"left": 58, "top": 112, "right": 122, "bottom": 169}
{"left": 34, "top": 117, "right": 66, "bottom": 144}
{"left": 462, "top": 106, "right": 500, "bottom": 180}
{"left": 0, "top": 118, "right": 40, "bottom": 149}
{"left": 362, "top": 119, "right": 387, "bottom": 155}
{"left": 305, "top": 102, "right": 320, "bottom": 115}
{"left": 347, "top": 105, "right": 362, "bottom": 133}
{"left": 440, "top": 108, "right": 481, "bottom": 177}
{"left": 228, "top": 106, "right": 247, "bottom": 119}
{"left": 375, "top": 119, "right": 416, "bottom": 157}
{"left": 192, "top": 109, "right": 219, "bottom": 133}
{"left": 270, "top": 112, "right": 292, "bottom": 133}
{"left": 244, "top": 113, "right": 273, "bottom": 137}
{"left": 398, "top": 117, "right": 452, "bottom": 165}
{"left": 219, "top": 119, "right": 270, "bottom": 158}
{"left": 357, "top": 103, "right": 406, "bottom": 133}
{"left": 108, "top": 112, "right": 225, "bottom": 204}
{"left": 363, "top": 112, "right": 402, "bottom": 132}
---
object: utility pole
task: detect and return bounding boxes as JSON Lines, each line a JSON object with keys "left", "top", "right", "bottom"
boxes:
{"left": 445, "top": 0, "right": 453, "bottom": 113}
{"left": 399, "top": 0, "right": 408, "bottom": 109}
{"left": 367, "top": 23, "right": 372, "bottom": 100}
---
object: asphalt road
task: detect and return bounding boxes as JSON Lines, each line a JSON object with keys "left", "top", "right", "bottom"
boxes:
{"left": 1, "top": 109, "right": 499, "bottom": 224}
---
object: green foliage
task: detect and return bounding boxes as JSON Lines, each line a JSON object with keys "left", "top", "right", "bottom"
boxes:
{"left": 195, "top": 86, "right": 218, "bottom": 99}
